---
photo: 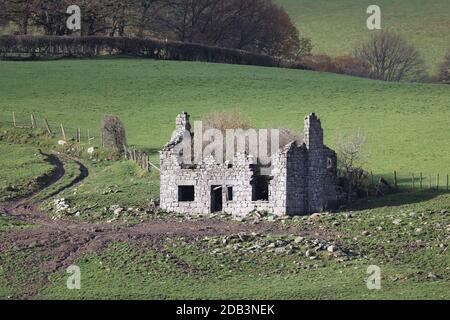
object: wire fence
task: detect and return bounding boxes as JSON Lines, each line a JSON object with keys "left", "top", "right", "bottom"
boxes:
{"left": 390, "top": 171, "right": 449, "bottom": 191}
{"left": 1, "top": 111, "right": 157, "bottom": 172}
{"left": 2, "top": 111, "right": 101, "bottom": 146}
{"left": 1, "top": 111, "right": 446, "bottom": 179}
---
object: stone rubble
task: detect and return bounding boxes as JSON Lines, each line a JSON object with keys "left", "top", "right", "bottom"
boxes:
{"left": 201, "top": 233, "right": 351, "bottom": 261}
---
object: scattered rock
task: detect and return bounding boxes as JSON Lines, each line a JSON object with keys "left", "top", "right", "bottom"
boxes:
{"left": 310, "top": 213, "right": 322, "bottom": 219}
{"left": 294, "top": 236, "right": 304, "bottom": 243}
{"left": 87, "top": 147, "right": 96, "bottom": 155}
{"left": 427, "top": 272, "right": 438, "bottom": 280}
{"left": 114, "top": 207, "right": 123, "bottom": 215}
{"left": 54, "top": 198, "right": 70, "bottom": 213}
{"left": 274, "top": 247, "right": 286, "bottom": 254}
{"left": 327, "top": 245, "right": 337, "bottom": 253}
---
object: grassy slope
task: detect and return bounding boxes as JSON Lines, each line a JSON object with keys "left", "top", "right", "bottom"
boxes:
{"left": 276, "top": 0, "right": 450, "bottom": 71}
{"left": 0, "top": 141, "right": 54, "bottom": 202}
{"left": 0, "top": 131, "right": 448, "bottom": 299}
{"left": 37, "top": 241, "right": 449, "bottom": 300}
{"left": 0, "top": 125, "right": 160, "bottom": 221}
{"left": 42, "top": 160, "right": 160, "bottom": 222}
{"left": 1, "top": 59, "right": 450, "bottom": 177}
{"left": 37, "top": 191, "right": 450, "bottom": 299}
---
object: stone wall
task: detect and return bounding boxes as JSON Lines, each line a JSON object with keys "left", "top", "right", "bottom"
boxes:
{"left": 160, "top": 112, "right": 338, "bottom": 216}
{"left": 285, "top": 143, "right": 308, "bottom": 214}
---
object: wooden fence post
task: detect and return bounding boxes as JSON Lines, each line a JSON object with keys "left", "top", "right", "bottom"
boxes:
{"left": 429, "top": 175, "right": 432, "bottom": 189}
{"left": 447, "top": 174, "right": 449, "bottom": 191}
{"left": 31, "top": 114, "right": 37, "bottom": 129}
{"left": 12, "top": 112, "right": 16, "bottom": 127}
{"left": 60, "top": 124, "right": 66, "bottom": 140}
{"left": 420, "top": 173, "right": 423, "bottom": 190}
{"left": 394, "top": 171, "right": 397, "bottom": 188}
{"left": 436, "top": 174, "right": 439, "bottom": 190}
{"left": 412, "top": 173, "right": 415, "bottom": 189}
{"left": 76, "top": 128, "right": 81, "bottom": 143}
{"left": 44, "top": 119, "right": 52, "bottom": 135}
{"left": 123, "top": 144, "right": 128, "bottom": 159}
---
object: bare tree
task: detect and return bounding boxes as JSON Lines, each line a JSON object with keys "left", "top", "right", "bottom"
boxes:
{"left": 1, "top": 0, "right": 34, "bottom": 34}
{"left": 202, "top": 109, "right": 252, "bottom": 132}
{"left": 437, "top": 49, "right": 450, "bottom": 84}
{"left": 354, "top": 31, "right": 425, "bottom": 81}
{"left": 0, "top": 0, "right": 305, "bottom": 59}
{"left": 336, "top": 131, "right": 368, "bottom": 205}
{"left": 101, "top": 115, "right": 127, "bottom": 154}
{"left": 132, "top": 0, "right": 165, "bottom": 37}
{"left": 32, "top": 0, "right": 70, "bottom": 35}
{"left": 155, "top": 0, "right": 302, "bottom": 59}
{"left": 295, "top": 37, "right": 312, "bottom": 58}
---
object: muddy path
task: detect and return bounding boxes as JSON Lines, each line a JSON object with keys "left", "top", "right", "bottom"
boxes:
{"left": 0, "top": 152, "right": 321, "bottom": 298}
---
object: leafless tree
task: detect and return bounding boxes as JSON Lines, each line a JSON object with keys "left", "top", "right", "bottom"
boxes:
{"left": 354, "top": 31, "right": 426, "bottom": 81}
{"left": 101, "top": 115, "right": 127, "bottom": 154}
{"left": 336, "top": 131, "right": 368, "bottom": 204}
{"left": 0, "top": 0, "right": 34, "bottom": 34}
{"left": 437, "top": 49, "right": 450, "bottom": 84}
{"left": 203, "top": 109, "right": 252, "bottom": 132}
{"left": 29, "top": 0, "right": 71, "bottom": 35}
{"left": 295, "top": 37, "right": 312, "bottom": 58}
{"left": 131, "top": 0, "right": 165, "bottom": 37}
{"left": 155, "top": 0, "right": 302, "bottom": 59}
{"left": 1, "top": 0, "right": 306, "bottom": 59}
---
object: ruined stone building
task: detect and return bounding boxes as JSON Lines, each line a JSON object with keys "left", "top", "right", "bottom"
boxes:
{"left": 160, "top": 112, "right": 338, "bottom": 216}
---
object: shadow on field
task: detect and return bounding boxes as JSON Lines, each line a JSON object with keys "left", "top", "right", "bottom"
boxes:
{"left": 351, "top": 189, "right": 450, "bottom": 211}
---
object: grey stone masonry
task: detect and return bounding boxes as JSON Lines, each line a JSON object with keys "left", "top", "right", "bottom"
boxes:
{"left": 160, "top": 112, "right": 337, "bottom": 216}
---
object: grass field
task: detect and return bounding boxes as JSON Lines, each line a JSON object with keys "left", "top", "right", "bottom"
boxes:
{"left": 0, "top": 142, "right": 54, "bottom": 202}
{"left": 276, "top": 0, "right": 450, "bottom": 72}
{"left": 1, "top": 58, "right": 450, "bottom": 178}
{"left": 41, "top": 190, "right": 450, "bottom": 299}
{"left": 0, "top": 58, "right": 449, "bottom": 299}
{"left": 1, "top": 187, "right": 448, "bottom": 299}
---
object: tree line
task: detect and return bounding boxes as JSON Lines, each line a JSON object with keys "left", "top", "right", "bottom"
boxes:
{"left": 0, "top": 0, "right": 309, "bottom": 59}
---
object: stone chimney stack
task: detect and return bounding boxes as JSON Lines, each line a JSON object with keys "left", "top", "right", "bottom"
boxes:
{"left": 304, "top": 113, "right": 323, "bottom": 149}
{"left": 175, "top": 112, "right": 191, "bottom": 134}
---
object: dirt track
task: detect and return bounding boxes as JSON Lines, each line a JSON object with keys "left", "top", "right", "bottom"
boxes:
{"left": 0, "top": 153, "right": 313, "bottom": 297}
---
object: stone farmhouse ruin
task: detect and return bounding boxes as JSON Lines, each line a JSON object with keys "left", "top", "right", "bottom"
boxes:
{"left": 160, "top": 112, "right": 338, "bottom": 216}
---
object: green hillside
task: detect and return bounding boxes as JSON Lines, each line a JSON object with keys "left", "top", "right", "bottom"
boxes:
{"left": 276, "top": 0, "right": 450, "bottom": 71}
{"left": 0, "top": 58, "right": 449, "bottom": 177}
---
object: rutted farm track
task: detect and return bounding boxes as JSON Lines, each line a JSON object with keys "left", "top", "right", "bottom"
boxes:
{"left": 0, "top": 152, "right": 318, "bottom": 298}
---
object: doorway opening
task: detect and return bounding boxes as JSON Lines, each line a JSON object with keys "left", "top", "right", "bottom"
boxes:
{"left": 210, "top": 185, "right": 223, "bottom": 213}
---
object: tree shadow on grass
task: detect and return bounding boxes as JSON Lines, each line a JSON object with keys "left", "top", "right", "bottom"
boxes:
{"left": 350, "top": 189, "right": 450, "bottom": 211}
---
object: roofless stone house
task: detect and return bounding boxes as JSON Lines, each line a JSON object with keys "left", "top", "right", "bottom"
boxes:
{"left": 160, "top": 112, "right": 338, "bottom": 216}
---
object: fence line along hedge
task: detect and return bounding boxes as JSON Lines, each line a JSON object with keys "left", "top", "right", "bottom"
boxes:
{"left": 0, "top": 35, "right": 308, "bottom": 70}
